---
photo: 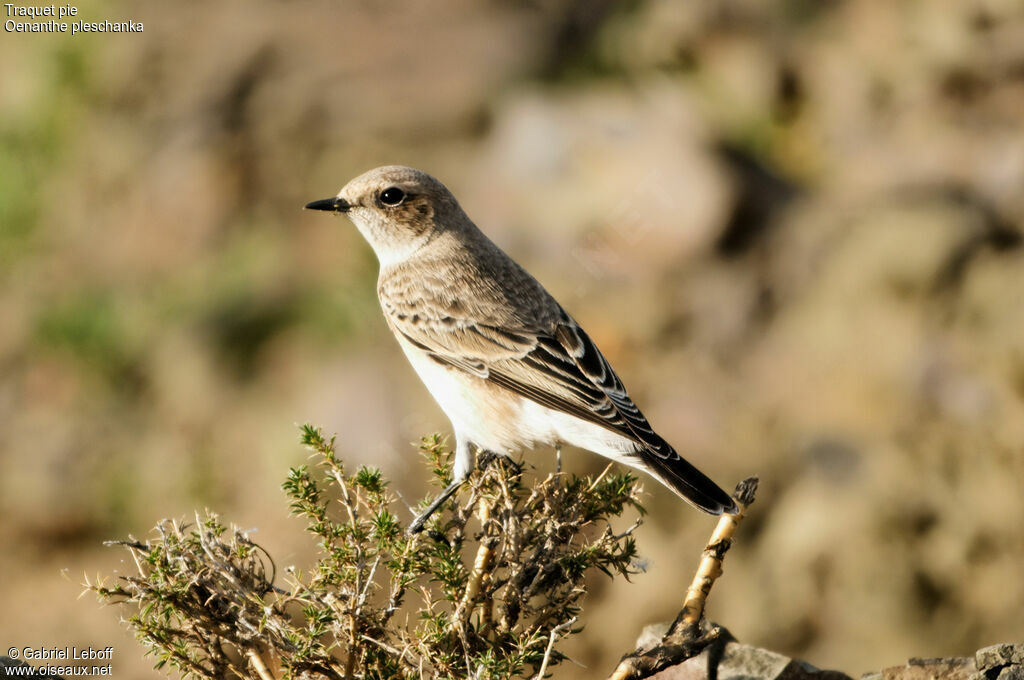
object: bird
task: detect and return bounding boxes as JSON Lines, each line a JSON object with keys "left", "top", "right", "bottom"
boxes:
{"left": 305, "top": 166, "right": 737, "bottom": 532}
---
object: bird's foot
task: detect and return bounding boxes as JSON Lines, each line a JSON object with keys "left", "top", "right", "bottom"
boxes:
{"left": 477, "top": 449, "right": 521, "bottom": 476}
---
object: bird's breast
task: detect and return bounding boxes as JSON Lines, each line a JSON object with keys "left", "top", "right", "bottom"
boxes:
{"left": 392, "top": 334, "right": 553, "bottom": 453}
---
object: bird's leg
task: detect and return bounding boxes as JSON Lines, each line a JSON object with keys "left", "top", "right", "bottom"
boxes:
{"left": 408, "top": 477, "right": 465, "bottom": 534}
{"left": 408, "top": 437, "right": 474, "bottom": 535}
{"left": 555, "top": 444, "right": 562, "bottom": 474}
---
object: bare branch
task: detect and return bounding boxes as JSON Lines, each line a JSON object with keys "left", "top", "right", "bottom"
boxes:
{"left": 606, "top": 477, "right": 759, "bottom": 680}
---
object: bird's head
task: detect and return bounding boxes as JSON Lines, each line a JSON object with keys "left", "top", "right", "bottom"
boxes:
{"left": 305, "top": 165, "right": 465, "bottom": 267}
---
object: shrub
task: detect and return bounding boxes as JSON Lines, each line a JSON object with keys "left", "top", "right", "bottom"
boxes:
{"left": 90, "top": 425, "right": 645, "bottom": 680}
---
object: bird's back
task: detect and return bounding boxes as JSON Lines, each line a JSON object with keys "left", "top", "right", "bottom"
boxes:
{"left": 378, "top": 227, "right": 562, "bottom": 336}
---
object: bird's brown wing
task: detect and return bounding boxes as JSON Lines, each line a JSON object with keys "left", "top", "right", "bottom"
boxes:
{"left": 385, "top": 300, "right": 736, "bottom": 515}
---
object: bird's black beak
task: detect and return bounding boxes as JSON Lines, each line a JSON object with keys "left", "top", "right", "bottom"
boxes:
{"left": 304, "top": 197, "right": 350, "bottom": 213}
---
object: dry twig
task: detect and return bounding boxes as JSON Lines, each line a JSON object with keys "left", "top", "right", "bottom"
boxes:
{"left": 534, "top": 616, "right": 577, "bottom": 680}
{"left": 606, "top": 477, "right": 759, "bottom": 680}
{"left": 246, "top": 650, "right": 275, "bottom": 680}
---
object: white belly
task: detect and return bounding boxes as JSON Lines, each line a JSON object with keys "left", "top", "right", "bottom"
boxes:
{"left": 395, "top": 335, "right": 640, "bottom": 464}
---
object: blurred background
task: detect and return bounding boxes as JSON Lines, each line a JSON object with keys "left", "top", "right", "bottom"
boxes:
{"left": 2, "top": 0, "right": 1023, "bottom": 677}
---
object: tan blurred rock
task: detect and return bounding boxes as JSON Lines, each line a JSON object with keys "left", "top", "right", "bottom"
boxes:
{"left": 4, "top": 2, "right": 1024, "bottom": 680}
{"left": 470, "top": 83, "right": 730, "bottom": 282}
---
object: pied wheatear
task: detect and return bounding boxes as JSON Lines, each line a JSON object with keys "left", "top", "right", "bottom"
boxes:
{"left": 306, "top": 166, "right": 736, "bottom": 532}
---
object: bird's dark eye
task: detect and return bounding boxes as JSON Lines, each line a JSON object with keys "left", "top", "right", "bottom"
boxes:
{"left": 379, "top": 187, "right": 406, "bottom": 207}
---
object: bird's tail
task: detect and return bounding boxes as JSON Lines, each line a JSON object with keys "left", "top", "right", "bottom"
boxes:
{"left": 640, "top": 446, "right": 737, "bottom": 515}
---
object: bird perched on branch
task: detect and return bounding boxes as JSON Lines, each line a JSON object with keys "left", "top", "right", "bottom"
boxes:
{"left": 306, "top": 166, "right": 736, "bottom": 532}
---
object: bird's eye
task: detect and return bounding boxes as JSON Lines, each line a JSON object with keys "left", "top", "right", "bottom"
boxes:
{"left": 379, "top": 187, "right": 406, "bottom": 207}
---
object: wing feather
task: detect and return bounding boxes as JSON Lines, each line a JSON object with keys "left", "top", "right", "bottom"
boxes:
{"left": 390, "top": 300, "right": 677, "bottom": 457}
{"left": 381, "top": 273, "right": 736, "bottom": 515}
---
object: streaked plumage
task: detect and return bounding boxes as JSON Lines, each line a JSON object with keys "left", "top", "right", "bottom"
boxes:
{"left": 306, "top": 166, "right": 736, "bottom": 531}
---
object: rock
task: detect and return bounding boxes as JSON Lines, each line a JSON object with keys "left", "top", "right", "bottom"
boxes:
{"left": 977, "top": 645, "right": 1024, "bottom": 673}
{"left": 717, "top": 644, "right": 793, "bottom": 680}
{"left": 879, "top": 657, "right": 975, "bottom": 680}
{"left": 650, "top": 641, "right": 853, "bottom": 680}
{"left": 639, "top": 639, "right": 1024, "bottom": 680}
{"left": 997, "top": 668, "right": 1024, "bottom": 680}
{"left": 634, "top": 621, "right": 672, "bottom": 651}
